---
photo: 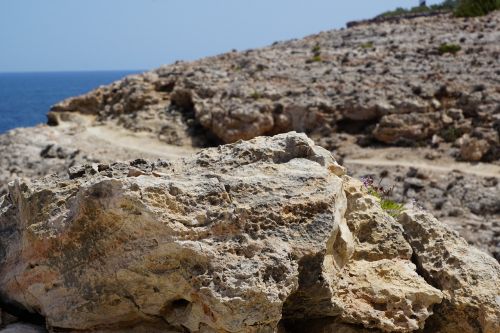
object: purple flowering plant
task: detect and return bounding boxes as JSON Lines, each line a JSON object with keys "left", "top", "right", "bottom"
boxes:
{"left": 360, "top": 175, "right": 405, "bottom": 218}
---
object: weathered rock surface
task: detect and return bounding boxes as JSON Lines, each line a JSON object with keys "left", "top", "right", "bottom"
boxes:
{"left": 0, "top": 133, "right": 349, "bottom": 332}
{"left": 458, "top": 134, "right": 491, "bottom": 162}
{"left": 0, "top": 133, "right": 498, "bottom": 332}
{"left": 343, "top": 158, "right": 500, "bottom": 261}
{"left": 399, "top": 210, "right": 500, "bottom": 333}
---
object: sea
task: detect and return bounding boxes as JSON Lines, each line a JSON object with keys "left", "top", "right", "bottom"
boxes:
{"left": 0, "top": 70, "right": 141, "bottom": 134}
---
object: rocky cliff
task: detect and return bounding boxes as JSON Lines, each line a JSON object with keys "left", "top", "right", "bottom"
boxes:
{"left": 0, "top": 133, "right": 498, "bottom": 333}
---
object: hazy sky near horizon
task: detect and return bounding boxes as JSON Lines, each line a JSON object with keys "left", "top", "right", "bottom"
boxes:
{"left": 0, "top": 0, "right": 442, "bottom": 72}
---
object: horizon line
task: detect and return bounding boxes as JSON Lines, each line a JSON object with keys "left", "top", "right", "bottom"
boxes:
{"left": 0, "top": 69, "right": 147, "bottom": 75}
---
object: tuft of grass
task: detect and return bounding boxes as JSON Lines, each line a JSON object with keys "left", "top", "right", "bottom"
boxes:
{"left": 311, "top": 54, "right": 322, "bottom": 62}
{"left": 306, "top": 43, "right": 323, "bottom": 63}
{"left": 363, "top": 176, "right": 405, "bottom": 218}
{"left": 380, "top": 199, "right": 405, "bottom": 218}
{"left": 312, "top": 44, "right": 321, "bottom": 54}
{"left": 360, "top": 41, "right": 374, "bottom": 49}
{"left": 438, "top": 43, "right": 461, "bottom": 55}
{"left": 306, "top": 55, "right": 323, "bottom": 63}
{"left": 441, "top": 127, "right": 462, "bottom": 142}
{"left": 250, "top": 91, "right": 262, "bottom": 100}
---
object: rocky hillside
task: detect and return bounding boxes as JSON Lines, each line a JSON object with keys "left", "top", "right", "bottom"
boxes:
{"left": 0, "top": 133, "right": 498, "bottom": 333}
{"left": 50, "top": 12, "right": 500, "bottom": 162}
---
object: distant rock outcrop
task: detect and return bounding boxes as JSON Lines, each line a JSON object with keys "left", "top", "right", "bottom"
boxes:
{"left": 50, "top": 12, "right": 500, "bottom": 162}
{"left": 0, "top": 133, "right": 498, "bottom": 332}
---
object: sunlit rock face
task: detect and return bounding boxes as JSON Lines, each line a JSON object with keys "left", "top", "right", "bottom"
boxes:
{"left": 0, "top": 133, "right": 498, "bottom": 332}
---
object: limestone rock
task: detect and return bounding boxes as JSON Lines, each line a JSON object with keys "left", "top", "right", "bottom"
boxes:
{"left": 0, "top": 133, "right": 349, "bottom": 332}
{"left": 332, "top": 179, "right": 442, "bottom": 332}
{"left": 373, "top": 113, "right": 441, "bottom": 144}
{"left": 50, "top": 89, "right": 104, "bottom": 115}
{"left": 459, "top": 135, "right": 490, "bottom": 162}
{"left": 399, "top": 210, "right": 500, "bottom": 333}
{"left": 195, "top": 99, "right": 275, "bottom": 143}
{"left": 0, "top": 133, "right": 498, "bottom": 332}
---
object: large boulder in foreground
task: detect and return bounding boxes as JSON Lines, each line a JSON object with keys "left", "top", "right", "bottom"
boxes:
{"left": 0, "top": 133, "right": 498, "bottom": 332}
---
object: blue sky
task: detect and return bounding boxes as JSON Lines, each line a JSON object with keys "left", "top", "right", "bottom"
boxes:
{"left": 0, "top": 0, "right": 442, "bottom": 72}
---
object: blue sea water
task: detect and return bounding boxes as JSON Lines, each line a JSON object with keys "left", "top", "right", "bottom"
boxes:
{"left": 0, "top": 70, "right": 141, "bottom": 134}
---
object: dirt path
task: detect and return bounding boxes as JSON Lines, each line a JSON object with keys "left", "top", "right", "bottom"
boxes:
{"left": 345, "top": 157, "right": 500, "bottom": 178}
{"left": 83, "top": 125, "right": 500, "bottom": 178}
{"left": 69, "top": 119, "right": 500, "bottom": 179}
{"left": 83, "top": 126, "right": 198, "bottom": 160}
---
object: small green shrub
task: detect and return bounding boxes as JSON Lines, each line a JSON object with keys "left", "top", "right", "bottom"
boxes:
{"left": 454, "top": 0, "right": 500, "bottom": 17}
{"left": 379, "top": 7, "right": 409, "bottom": 18}
{"left": 379, "top": 0, "right": 499, "bottom": 18}
{"left": 441, "top": 0, "right": 461, "bottom": 9}
{"left": 438, "top": 43, "right": 462, "bottom": 55}
{"left": 378, "top": 1, "right": 458, "bottom": 18}
{"left": 441, "top": 127, "right": 462, "bottom": 142}
{"left": 360, "top": 42, "right": 374, "bottom": 49}
{"left": 378, "top": 6, "right": 432, "bottom": 18}
{"left": 311, "top": 44, "right": 321, "bottom": 54}
{"left": 311, "top": 54, "right": 322, "bottom": 62}
{"left": 250, "top": 91, "right": 262, "bottom": 100}
{"left": 306, "top": 43, "right": 322, "bottom": 63}
{"left": 306, "top": 55, "right": 322, "bottom": 63}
